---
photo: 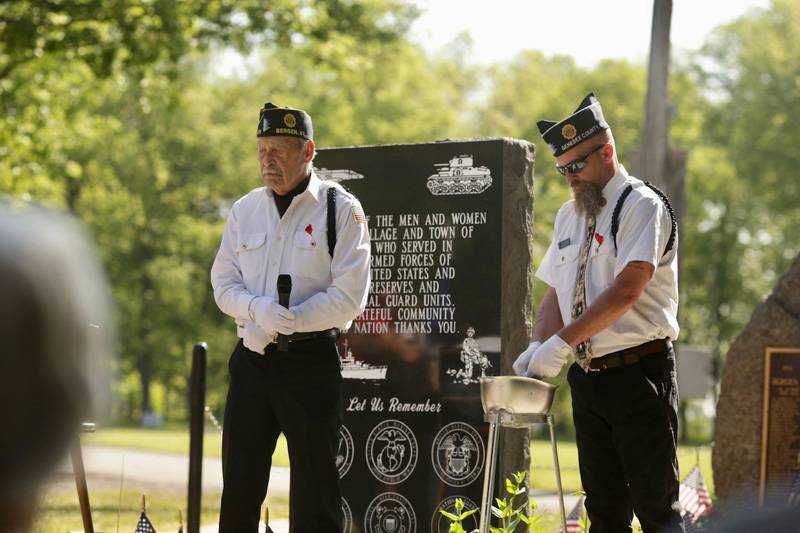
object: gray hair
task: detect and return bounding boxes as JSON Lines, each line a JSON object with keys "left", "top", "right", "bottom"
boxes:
{"left": 0, "top": 203, "right": 114, "bottom": 501}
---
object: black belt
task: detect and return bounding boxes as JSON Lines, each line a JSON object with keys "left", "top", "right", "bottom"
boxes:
{"left": 283, "top": 328, "right": 340, "bottom": 343}
{"left": 588, "top": 338, "right": 670, "bottom": 371}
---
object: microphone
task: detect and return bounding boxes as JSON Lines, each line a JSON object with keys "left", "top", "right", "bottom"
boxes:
{"left": 277, "top": 274, "right": 292, "bottom": 351}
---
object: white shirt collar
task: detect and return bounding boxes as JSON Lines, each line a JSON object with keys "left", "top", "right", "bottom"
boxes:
{"left": 602, "top": 165, "right": 629, "bottom": 199}
{"left": 262, "top": 168, "right": 322, "bottom": 203}
{"left": 305, "top": 169, "right": 323, "bottom": 204}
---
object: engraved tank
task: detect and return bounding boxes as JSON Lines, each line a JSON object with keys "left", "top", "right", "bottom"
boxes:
{"left": 427, "top": 155, "right": 492, "bottom": 195}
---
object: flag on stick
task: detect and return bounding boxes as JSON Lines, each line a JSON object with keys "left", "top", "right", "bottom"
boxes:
{"left": 679, "top": 465, "right": 712, "bottom": 523}
{"left": 134, "top": 495, "right": 156, "bottom": 533}
{"left": 558, "top": 496, "right": 586, "bottom": 533}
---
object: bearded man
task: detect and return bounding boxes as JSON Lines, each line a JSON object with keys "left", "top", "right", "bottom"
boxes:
{"left": 512, "top": 93, "right": 683, "bottom": 533}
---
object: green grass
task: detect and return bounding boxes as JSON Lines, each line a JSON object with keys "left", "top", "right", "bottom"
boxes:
{"left": 530, "top": 437, "right": 715, "bottom": 498}
{"left": 82, "top": 426, "right": 290, "bottom": 467}
{"left": 81, "top": 426, "right": 714, "bottom": 527}
{"left": 85, "top": 427, "right": 713, "bottom": 496}
{"left": 34, "top": 485, "right": 288, "bottom": 533}
{"left": 34, "top": 484, "right": 571, "bottom": 533}
{"left": 39, "top": 433, "right": 711, "bottom": 533}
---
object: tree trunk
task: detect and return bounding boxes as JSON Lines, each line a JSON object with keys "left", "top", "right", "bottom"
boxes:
{"left": 710, "top": 203, "right": 732, "bottom": 396}
{"left": 138, "top": 355, "right": 152, "bottom": 417}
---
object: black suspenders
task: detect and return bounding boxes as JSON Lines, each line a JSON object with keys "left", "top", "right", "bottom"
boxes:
{"left": 327, "top": 186, "right": 336, "bottom": 258}
{"left": 611, "top": 182, "right": 677, "bottom": 258}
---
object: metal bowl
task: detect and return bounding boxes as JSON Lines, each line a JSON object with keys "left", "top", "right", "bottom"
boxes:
{"left": 480, "top": 376, "right": 558, "bottom": 416}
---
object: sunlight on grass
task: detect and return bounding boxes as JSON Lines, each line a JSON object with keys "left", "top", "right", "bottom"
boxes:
{"left": 35, "top": 487, "right": 217, "bottom": 533}
{"left": 530, "top": 438, "right": 714, "bottom": 497}
{"left": 83, "top": 426, "right": 290, "bottom": 467}
{"left": 34, "top": 485, "right": 288, "bottom": 533}
{"left": 83, "top": 428, "right": 713, "bottom": 496}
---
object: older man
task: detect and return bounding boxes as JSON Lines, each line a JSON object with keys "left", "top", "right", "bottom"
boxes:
{"left": 514, "top": 93, "right": 682, "bottom": 532}
{"left": 211, "top": 102, "right": 370, "bottom": 532}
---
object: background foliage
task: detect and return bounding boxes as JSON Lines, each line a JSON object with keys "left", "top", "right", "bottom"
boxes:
{"left": 2, "top": 0, "right": 798, "bottom": 431}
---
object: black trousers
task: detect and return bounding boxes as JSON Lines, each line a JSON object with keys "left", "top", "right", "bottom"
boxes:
{"left": 568, "top": 344, "right": 683, "bottom": 533}
{"left": 219, "top": 338, "right": 343, "bottom": 533}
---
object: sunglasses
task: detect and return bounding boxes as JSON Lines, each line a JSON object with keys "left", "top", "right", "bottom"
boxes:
{"left": 555, "top": 143, "right": 606, "bottom": 176}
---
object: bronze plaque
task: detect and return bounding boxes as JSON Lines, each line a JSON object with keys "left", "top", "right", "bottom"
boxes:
{"left": 760, "top": 347, "right": 800, "bottom": 507}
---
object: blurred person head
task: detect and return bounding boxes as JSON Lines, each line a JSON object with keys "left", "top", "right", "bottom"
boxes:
{"left": 256, "top": 101, "right": 316, "bottom": 195}
{"left": 0, "top": 202, "right": 114, "bottom": 531}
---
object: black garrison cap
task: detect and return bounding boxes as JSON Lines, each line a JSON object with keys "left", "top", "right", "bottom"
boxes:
{"left": 257, "top": 102, "right": 313, "bottom": 140}
{"left": 537, "top": 93, "right": 609, "bottom": 156}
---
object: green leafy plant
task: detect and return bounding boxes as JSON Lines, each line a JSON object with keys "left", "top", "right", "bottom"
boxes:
{"left": 440, "top": 471, "right": 542, "bottom": 533}
{"left": 438, "top": 497, "right": 478, "bottom": 533}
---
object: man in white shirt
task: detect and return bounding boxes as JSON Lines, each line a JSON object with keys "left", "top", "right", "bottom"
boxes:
{"left": 513, "top": 93, "right": 682, "bottom": 532}
{"left": 211, "top": 102, "right": 370, "bottom": 532}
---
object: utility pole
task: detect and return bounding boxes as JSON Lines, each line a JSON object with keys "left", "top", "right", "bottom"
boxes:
{"left": 639, "top": 0, "right": 673, "bottom": 192}
{"left": 632, "top": 1, "right": 693, "bottom": 441}
{"left": 633, "top": 0, "right": 685, "bottom": 241}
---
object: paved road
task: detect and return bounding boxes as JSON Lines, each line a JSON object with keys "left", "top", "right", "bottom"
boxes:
{"left": 60, "top": 445, "right": 578, "bottom": 532}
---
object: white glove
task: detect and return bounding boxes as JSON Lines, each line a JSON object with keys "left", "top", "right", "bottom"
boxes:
{"left": 512, "top": 341, "right": 541, "bottom": 376}
{"left": 242, "top": 321, "right": 272, "bottom": 355}
{"left": 252, "top": 297, "right": 296, "bottom": 336}
{"left": 527, "top": 335, "right": 573, "bottom": 378}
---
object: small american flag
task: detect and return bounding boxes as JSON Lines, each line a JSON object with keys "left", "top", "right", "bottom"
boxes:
{"left": 679, "top": 465, "right": 712, "bottom": 523}
{"left": 786, "top": 466, "right": 800, "bottom": 508}
{"left": 351, "top": 205, "right": 367, "bottom": 224}
{"left": 134, "top": 512, "right": 156, "bottom": 533}
{"left": 558, "top": 496, "right": 586, "bottom": 533}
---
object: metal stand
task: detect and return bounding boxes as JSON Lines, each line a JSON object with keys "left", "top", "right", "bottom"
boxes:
{"left": 479, "top": 410, "right": 568, "bottom": 533}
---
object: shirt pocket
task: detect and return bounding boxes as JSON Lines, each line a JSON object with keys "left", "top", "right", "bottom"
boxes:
{"left": 553, "top": 243, "right": 580, "bottom": 297}
{"left": 236, "top": 232, "right": 268, "bottom": 280}
{"left": 590, "top": 240, "right": 615, "bottom": 288}
{"left": 291, "top": 228, "right": 330, "bottom": 279}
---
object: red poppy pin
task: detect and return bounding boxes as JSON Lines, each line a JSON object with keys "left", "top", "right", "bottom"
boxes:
{"left": 594, "top": 233, "right": 604, "bottom": 246}
{"left": 305, "top": 224, "right": 316, "bottom": 246}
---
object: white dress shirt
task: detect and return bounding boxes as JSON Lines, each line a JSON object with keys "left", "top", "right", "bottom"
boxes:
{"left": 210, "top": 170, "right": 371, "bottom": 340}
{"left": 536, "top": 166, "right": 679, "bottom": 357}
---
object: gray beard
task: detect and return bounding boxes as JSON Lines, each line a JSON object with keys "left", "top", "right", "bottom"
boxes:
{"left": 572, "top": 183, "right": 605, "bottom": 217}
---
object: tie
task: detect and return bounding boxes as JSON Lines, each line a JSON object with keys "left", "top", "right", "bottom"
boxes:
{"left": 571, "top": 214, "right": 596, "bottom": 372}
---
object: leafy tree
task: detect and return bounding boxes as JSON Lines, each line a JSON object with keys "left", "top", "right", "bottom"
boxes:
{"left": 4, "top": 0, "right": 798, "bottom": 427}
{"left": 0, "top": 0, "right": 426, "bottom": 420}
{"left": 0, "top": 0, "right": 419, "bottom": 79}
{"left": 476, "top": 50, "right": 715, "bottom": 434}
{"left": 684, "top": 0, "right": 800, "bottom": 376}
